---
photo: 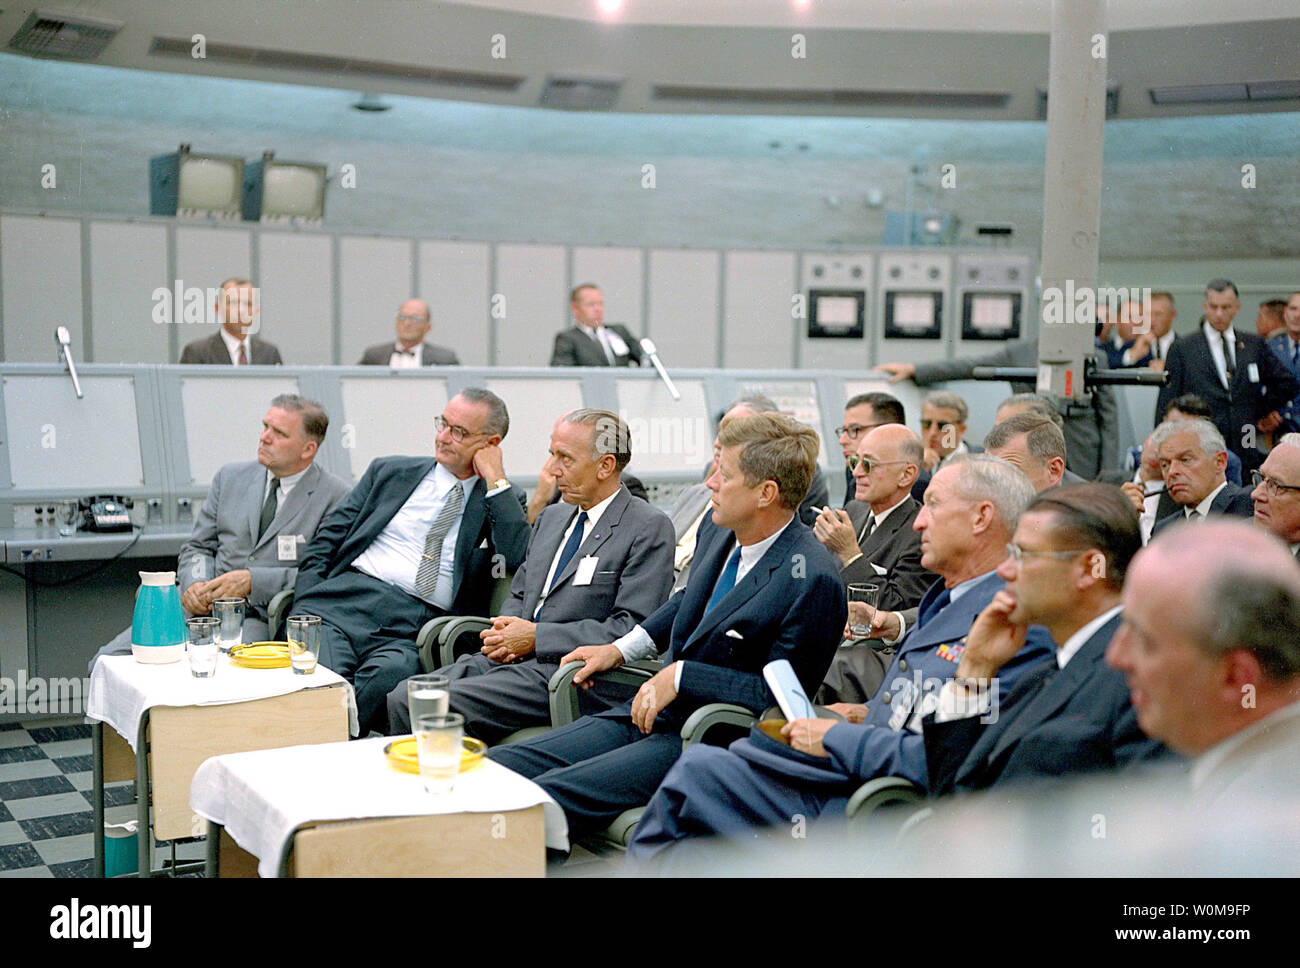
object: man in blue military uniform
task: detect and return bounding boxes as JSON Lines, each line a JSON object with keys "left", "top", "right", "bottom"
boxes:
{"left": 626, "top": 455, "right": 1056, "bottom": 867}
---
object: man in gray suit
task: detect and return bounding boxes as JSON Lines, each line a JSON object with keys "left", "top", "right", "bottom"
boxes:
{"left": 387, "top": 409, "right": 675, "bottom": 741}
{"left": 877, "top": 339, "right": 1119, "bottom": 478}
{"left": 358, "top": 298, "right": 460, "bottom": 367}
{"left": 92, "top": 395, "right": 350, "bottom": 663}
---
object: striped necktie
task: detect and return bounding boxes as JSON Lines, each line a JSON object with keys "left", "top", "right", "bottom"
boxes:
{"left": 414, "top": 481, "right": 464, "bottom": 600}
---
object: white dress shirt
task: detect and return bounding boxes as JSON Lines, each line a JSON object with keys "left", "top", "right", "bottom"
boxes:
{"left": 1186, "top": 480, "right": 1228, "bottom": 520}
{"left": 219, "top": 327, "right": 250, "bottom": 365}
{"left": 353, "top": 462, "right": 470, "bottom": 610}
{"left": 388, "top": 344, "right": 422, "bottom": 368}
{"left": 263, "top": 465, "right": 307, "bottom": 512}
{"left": 1203, "top": 321, "right": 1237, "bottom": 389}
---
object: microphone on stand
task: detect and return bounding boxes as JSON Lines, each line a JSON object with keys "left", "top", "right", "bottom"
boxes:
{"left": 56, "top": 326, "right": 84, "bottom": 399}
{"left": 639, "top": 338, "right": 680, "bottom": 401}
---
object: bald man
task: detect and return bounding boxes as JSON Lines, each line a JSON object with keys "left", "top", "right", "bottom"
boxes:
{"left": 1106, "top": 520, "right": 1300, "bottom": 804}
{"left": 1251, "top": 433, "right": 1300, "bottom": 558}
{"left": 813, "top": 424, "right": 937, "bottom": 706}
{"left": 359, "top": 298, "right": 460, "bottom": 367}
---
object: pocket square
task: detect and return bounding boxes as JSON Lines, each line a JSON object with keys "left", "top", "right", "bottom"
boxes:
{"left": 478, "top": 539, "right": 489, "bottom": 549}
{"left": 725, "top": 629, "right": 744, "bottom": 640}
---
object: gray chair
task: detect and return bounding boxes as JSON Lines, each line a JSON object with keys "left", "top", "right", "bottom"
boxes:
{"left": 415, "top": 570, "right": 516, "bottom": 672}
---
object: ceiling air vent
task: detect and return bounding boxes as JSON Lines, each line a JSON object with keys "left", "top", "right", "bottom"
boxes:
{"left": 8, "top": 9, "right": 123, "bottom": 59}
{"left": 652, "top": 85, "right": 1009, "bottom": 110}
{"left": 540, "top": 75, "right": 624, "bottom": 110}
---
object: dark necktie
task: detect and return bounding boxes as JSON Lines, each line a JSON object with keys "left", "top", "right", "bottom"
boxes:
{"left": 237, "top": 341, "right": 249, "bottom": 366}
{"left": 257, "top": 477, "right": 280, "bottom": 540}
{"left": 1152, "top": 339, "right": 1161, "bottom": 361}
{"left": 1291, "top": 341, "right": 1298, "bottom": 370}
{"left": 549, "top": 510, "right": 589, "bottom": 592}
{"left": 704, "top": 546, "right": 742, "bottom": 615}
{"left": 857, "top": 514, "right": 876, "bottom": 546}
{"left": 414, "top": 481, "right": 464, "bottom": 600}
{"left": 917, "top": 587, "right": 952, "bottom": 630}
{"left": 1219, "top": 331, "right": 1235, "bottom": 384}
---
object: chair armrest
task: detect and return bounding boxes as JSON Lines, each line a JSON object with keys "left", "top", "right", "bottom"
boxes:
{"left": 680, "top": 703, "right": 756, "bottom": 747}
{"left": 267, "top": 589, "right": 294, "bottom": 641}
{"left": 845, "top": 776, "right": 924, "bottom": 821}
{"left": 436, "top": 617, "right": 492, "bottom": 668}
{"left": 548, "top": 661, "right": 585, "bottom": 728}
{"left": 416, "top": 617, "right": 456, "bottom": 672}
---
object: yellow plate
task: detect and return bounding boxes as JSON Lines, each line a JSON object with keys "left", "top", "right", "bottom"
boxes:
{"left": 383, "top": 736, "right": 487, "bottom": 774}
{"left": 229, "top": 642, "right": 292, "bottom": 669}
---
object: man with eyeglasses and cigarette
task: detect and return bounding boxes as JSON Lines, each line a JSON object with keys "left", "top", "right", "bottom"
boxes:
{"left": 292, "top": 388, "right": 530, "bottom": 734}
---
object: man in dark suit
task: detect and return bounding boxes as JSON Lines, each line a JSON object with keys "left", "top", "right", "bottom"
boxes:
{"left": 293, "top": 387, "right": 531, "bottom": 734}
{"left": 877, "top": 340, "right": 1119, "bottom": 479}
{"left": 1149, "top": 417, "right": 1254, "bottom": 537}
{"left": 909, "top": 390, "right": 983, "bottom": 502}
{"left": 1265, "top": 292, "right": 1300, "bottom": 433}
{"left": 486, "top": 412, "right": 847, "bottom": 850}
{"left": 813, "top": 424, "right": 936, "bottom": 705}
{"left": 549, "top": 283, "right": 644, "bottom": 367}
{"left": 923, "top": 484, "right": 1168, "bottom": 797}
{"left": 357, "top": 298, "right": 460, "bottom": 367}
{"left": 625, "top": 455, "right": 1056, "bottom": 867}
{"left": 386, "top": 409, "right": 675, "bottom": 741}
{"left": 834, "top": 392, "right": 906, "bottom": 507}
{"left": 179, "top": 277, "right": 283, "bottom": 365}
{"left": 1155, "top": 279, "right": 1297, "bottom": 474}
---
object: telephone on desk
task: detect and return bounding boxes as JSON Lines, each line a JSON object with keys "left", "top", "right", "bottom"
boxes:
{"left": 80, "top": 495, "right": 134, "bottom": 533}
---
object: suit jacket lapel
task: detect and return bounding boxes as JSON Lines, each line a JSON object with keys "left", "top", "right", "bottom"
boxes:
{"left": 250, "top": 464, "right": 317, "bottom": 554}
{"left": 983, "top": 615, "right": 1119, "bottom": 764}
{"left": 858, "top": 500, "right": 913, "bottom": 560}
{"left": 549, "top": 488, "right": 631, "bottom": 591}
{"left": 681, "top": 522, "right": 794, "bottom": 653}
{"left": 451, "top": 477, "right": 487, "bottom": 596}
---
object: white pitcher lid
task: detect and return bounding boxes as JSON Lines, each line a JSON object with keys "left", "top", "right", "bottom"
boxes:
{"left": 138, "top": 571, "right": 176, "bottom": 586}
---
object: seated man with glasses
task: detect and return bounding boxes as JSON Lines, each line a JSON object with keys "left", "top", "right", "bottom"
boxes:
{"left": 813, "top": 424, "right": 937, "bottom": 708}
{"left": 834, "top": 392, "right": 906, "bottom": 507}
{"left": 358, "top": 298, "right": 460, "bottom": 367}
{"left": 911, "top": 390, "right": 980, "bottom": 502}
{"left": 292, "top": 388, "right": 530, "bottom": 734}
{"left": 1251, "top": 433, "right": 1300, "bottom": 557}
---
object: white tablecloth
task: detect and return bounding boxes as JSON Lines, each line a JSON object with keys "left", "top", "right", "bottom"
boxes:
{"left": 190, "top": 736, "right": 568, "bottom": 877}
{"left": 86, "top": 654, "right": 359, "bottom": 750}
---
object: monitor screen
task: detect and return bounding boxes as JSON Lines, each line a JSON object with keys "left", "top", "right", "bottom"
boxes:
{"left": 177, "top": 156, "right": 242, "bottom": 214}
{"left": 261, "top": 163, "right": 326, "bottom": 220}
{"left": 883, "top": 290, "right": 943, "bottom": 339}
{"left": 806, "top": 289, "right": 865, "bottom": 339}
{"left": 962, "top": 291, "right": 1022, "bottom": 340}
{"left": 815, "top": 295, "right": 860, "bottom": 327}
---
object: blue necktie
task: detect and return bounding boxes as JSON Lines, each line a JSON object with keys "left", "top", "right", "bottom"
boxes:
{"left": 704, "top": 546, "right": 742, "bottom": 615}
{"left": 917, "top": 587, "right": 952, "bottom": 630}
{"left": 549, "top": 510, "right": 588, "bottom": 591}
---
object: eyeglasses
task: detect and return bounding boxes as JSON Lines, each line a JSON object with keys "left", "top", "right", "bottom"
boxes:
{"left": 919, "top": 419, "right": 958, "bottom": 432}
{"left": 397, "top": 312, "right": 429, "bottom": 323}
{"left": 836, "top": 422, "right": 887, "bottom": 440}
{"left": 1005, "top": 543, "right": 1090, "bottom": 563}
{"left": 1251, "top": 470, "right": 1300, "bottom": 496}
{"left": 846, "top": 455, "right": 908, "bottom": 474}
{"left": 434, "top": 416, "right": 488, "bottom": 443}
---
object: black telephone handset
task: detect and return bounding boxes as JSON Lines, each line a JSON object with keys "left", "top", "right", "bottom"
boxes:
{"left": 79, "top": 495, "right": 134, "bottom": 532}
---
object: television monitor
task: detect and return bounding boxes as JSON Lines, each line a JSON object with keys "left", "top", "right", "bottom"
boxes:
{"left": 243, "top": 155, "right": 327, "bottom": 223}
{"left": 807, "top": 289, "right": 865, "bottom": 339}
{"left": 883, "top": 290, "right": 943, "bottom": 339}
{"left": 962, "top": 291, "right": 1022, "bottom": 340}
{"left": 150, "top": 147, "right": 244, "bottom": 219}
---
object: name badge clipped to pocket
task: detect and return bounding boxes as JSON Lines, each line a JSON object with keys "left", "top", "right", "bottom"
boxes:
{"left": 1247, "top": 362, "right": 1260, "bottom": 384}
{"left": 574, "top": 556, "right": 599, "bottom": 586}
{"left": 278, "top": 534, "right": 300, "bottom": 561}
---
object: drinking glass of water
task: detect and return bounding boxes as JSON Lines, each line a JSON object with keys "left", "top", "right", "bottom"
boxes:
{"left": 846, "top": 581, "right": 882, "bottom": 638}
{"left": 186, "top": 617, "right": 220, "bottom": 678}
{"left": 415, "top": 713, "right": 463, "bottom": 795}
{"left": 286, "top": 615, "right": 322, "bottom": 675}
{"left": 211, "top": 598, "right": 245, "bottom": 654}
{"left": 407, "top": 674, "right": 450, "bottom": 731}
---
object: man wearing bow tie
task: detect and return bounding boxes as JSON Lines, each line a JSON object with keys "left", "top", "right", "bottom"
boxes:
{"left": 549, "top": 284, "right": 645, "bottom": 367}
{"left": 358, "top": 298, "right": 460, "bottom": 367}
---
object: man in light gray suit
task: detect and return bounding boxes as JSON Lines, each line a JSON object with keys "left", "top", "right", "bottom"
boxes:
{"left": 387, "top": 409, "right": 675, "bottom": 741}
{"left": 92, "top": 395, "right": 350, "bottom": 664}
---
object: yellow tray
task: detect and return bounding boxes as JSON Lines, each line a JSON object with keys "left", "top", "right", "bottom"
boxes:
{"left": 229, "top": 642, "right": 292, "bottom": 669}
{"left": 383, "top": 736, "right": 487, "bottom": 775}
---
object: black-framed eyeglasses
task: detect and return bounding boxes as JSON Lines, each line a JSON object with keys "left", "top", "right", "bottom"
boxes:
{"left": 846, "top": 455, "right": 908, "bottom": 474}
{"left": 1005, "top": 543, "right": 1090, "bottom": 563}
{"left": 836, "top": 422, "right": 887, "bottom": 440}
{"left": 434, "top": 416, "right": 488, "bottom": 443}
{"left": 1251, "top": 470, "right": 1300, "bottom": 496}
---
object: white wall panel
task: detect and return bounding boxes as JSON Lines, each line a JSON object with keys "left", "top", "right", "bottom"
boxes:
{"left": 647, "top": 249, "right": 719, "bottom": 369}
{"left": 260, "top": 231, "right": 333, "bottom": 365}
{"left": 90, "top": 221, "right": 169, "bottom": 364}
{"left": 339, "top": 236, "right": 413, "bottom": 366}
{"left": 419, "top": 240, "right": 490, "bottom": 366}
{"left": 1, "top": 216, "right": 83, "bottom": 362}
{"left": 494, "top": 244, "right": 566, "bottom": 367}
{"left": 723, "top": 251, "right": 796, "bottom": 370}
